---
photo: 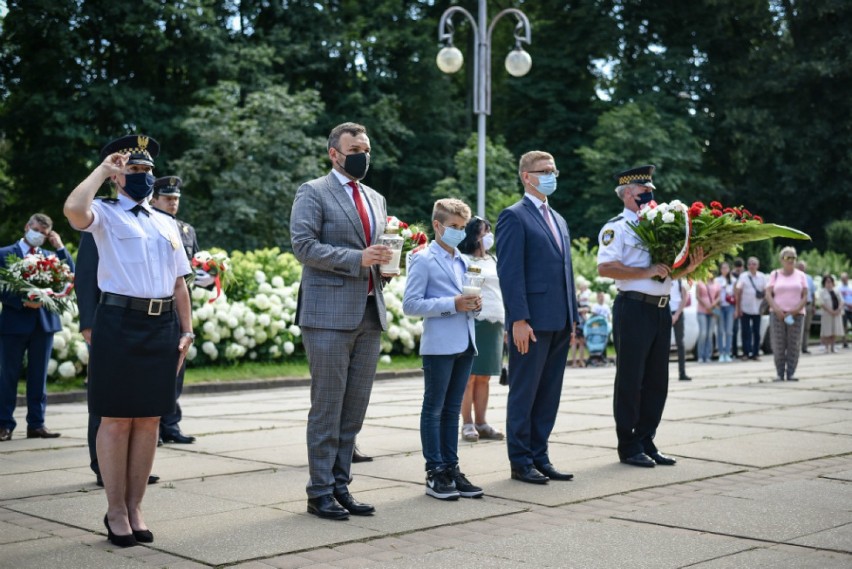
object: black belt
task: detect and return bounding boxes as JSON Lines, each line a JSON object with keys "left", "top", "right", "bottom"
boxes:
{"left": 100, "top": 292, "right": 175, "bottom": 316}
{"left": 619, "top": 290, "right": 670, "bottom": 308}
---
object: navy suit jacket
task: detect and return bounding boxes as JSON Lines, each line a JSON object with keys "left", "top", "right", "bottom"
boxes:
{"left": 496, "top": 197, "right": 579, "bottom": 332}
{"left": 74, "top": 232, "right": 100, "bottom": 332}
{"left": 0, "top": 242, "right": 75, "bottom": 335}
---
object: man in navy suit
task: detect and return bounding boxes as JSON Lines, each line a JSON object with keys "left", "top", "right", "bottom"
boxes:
{"left": 496, "top": 151, "right": 579, "bottom": 484}
{"left": 0, "top": 213, "right": 74, "bottom": 441}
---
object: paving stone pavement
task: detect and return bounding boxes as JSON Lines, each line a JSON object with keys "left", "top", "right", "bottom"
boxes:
{"left": 1, "top": 350, "right": 850, "bottom": 568}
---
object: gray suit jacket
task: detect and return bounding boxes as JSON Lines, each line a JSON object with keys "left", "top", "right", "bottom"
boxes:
{"left": 290, "top": 171, "right": 388, "bottom": 330}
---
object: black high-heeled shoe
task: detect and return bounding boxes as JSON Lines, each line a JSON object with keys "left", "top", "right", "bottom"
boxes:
{"left": 103, "top": 515, "right": 137, "bottom": 547}
{"left": 132, "top": 528, "right": 154, "bottom": 543}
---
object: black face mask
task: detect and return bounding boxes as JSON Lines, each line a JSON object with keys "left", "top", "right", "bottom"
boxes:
{"left": 124, "top": 172, "right": 155, "bottom": 201}
{"left": 339, "top": 152, "right": 370, "bottom": 180}
{"left": 634, "top": 190, "right": 654, "bottom": 208}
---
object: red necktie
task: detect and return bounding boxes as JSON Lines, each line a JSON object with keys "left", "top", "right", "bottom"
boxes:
{"left": 28, "top": 247, "right": 37, "bottom": 255}
{"left": 540, "top": 204, "right": 563, "bottom": 253}
{"left": 348, "top": 181, "right": 373, "bottom": 293}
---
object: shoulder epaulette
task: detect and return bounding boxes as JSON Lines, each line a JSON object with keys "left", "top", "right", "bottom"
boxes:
{"left": 607, "top": 215, "right": 623, "bottom": 223}
{"left": 95, "top": 197, "right": 119, "bottom": 204}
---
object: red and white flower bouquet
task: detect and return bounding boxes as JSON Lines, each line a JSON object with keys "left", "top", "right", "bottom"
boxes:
{"left": 191, "top": 250, "right": 233, "bottom": 302}
{"left": 630, "top": 199, "right": 810, "bottom": 281}
{"left": 0, "top": 253, "right": 75, "bottom": 313}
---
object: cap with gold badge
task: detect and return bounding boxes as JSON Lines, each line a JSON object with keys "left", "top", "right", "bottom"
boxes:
{"left": 99, "top": 134, "right": 160, "bottom": 167}
{"left": 153, "top": 176, "right": 182, "bottom": 197}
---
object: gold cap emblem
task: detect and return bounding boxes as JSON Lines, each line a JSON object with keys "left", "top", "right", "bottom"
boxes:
{"left": 137, "top": 135, "right": 149, "bottom": 150}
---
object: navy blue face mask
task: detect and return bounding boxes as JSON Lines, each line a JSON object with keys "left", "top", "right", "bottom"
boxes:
{"left": 634, "top": 190, "right": 654, "bottom": 208}
{"left": 124, "top": 172, "right": 155, "bottom": 201}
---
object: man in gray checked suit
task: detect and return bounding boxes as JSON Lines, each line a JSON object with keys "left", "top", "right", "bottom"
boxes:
{"left": 290, "top": 122, "right": 393, "bottom": 520}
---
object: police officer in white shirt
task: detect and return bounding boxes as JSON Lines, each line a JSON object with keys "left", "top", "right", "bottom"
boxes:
{"left": 64, "top": 135, "right": 193, "bottom": 547}
{"left": 597, "top": 165, "right": 703, "bottom": 469}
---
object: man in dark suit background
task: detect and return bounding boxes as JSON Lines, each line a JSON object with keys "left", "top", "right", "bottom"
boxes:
{"left": 150, "top": 176, "right": 205, "bottom": 445}
{"left": 290, "top": 122, "right": 392, "bottom": 520}
{"left": 496, "top": 150, "right": 579, "bottom": 484}
{"left": 0, "top": 213, "right": 74, "bottom": 441}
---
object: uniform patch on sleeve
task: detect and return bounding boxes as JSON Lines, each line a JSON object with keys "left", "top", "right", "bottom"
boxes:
{"left": 601, "top": 228, "right": 615, "bottom": 246}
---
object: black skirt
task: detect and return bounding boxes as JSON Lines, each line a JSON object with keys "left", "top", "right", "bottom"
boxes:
{"left": 88, "top": 303, "right": 179, "bottom": 418}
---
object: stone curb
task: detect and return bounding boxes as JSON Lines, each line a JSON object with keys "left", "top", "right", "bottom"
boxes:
{"left": 19, "top": 368, "right": 423, "bottom": 406}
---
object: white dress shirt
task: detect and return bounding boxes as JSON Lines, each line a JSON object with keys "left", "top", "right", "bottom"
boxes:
{"left": 81, "top": 194, "right": 191, "bottom": 298}
{"left": 597, "top": 208, "right": 671, "bottom": 296}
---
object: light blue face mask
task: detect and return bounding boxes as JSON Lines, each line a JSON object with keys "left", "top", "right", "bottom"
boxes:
{"left": 533, "top": 173, "right": 557, "bottom": 196}
{"left": 439, "top": 224, "right": 466, "bottom": 249}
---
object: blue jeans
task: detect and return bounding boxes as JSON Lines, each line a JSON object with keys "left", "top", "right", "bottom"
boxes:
{"left": 741, "top": 314, "right": 762, "bottom": 358}
{"left": 697, "top": 313, "right": 715, "bottom": 362}
{"left": 420, "top": 346, "right": 475, "bottom": 471}
{"left": 716, "top": 305, "right": 735, "bottom": 357}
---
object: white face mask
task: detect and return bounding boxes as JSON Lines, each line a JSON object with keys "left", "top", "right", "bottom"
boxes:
{"left": 25, "top": 228, "right": 46, "bottom": 248}
{"left": 482, "top": 233, "right": 495, "bottom": 251}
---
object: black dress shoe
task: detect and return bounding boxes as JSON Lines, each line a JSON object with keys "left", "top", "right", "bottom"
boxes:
{"left": 307, "top": 494, "right": 349, "bottom": 520}
{"left": 160, "top": 431, "right": 196, "bottom": 444}
{"left": 620, "top": 453, "right": 656, "bottom": 468}
{"left": 27, "top": 427, "right": 61, "bottom": 438}
{"left": 0, "top": 428, "right": 11, "bottom": 442}
{"left": 352, "top": 446, "right": 373, "bottom": 463}
{"left": 679, "top": 375, "right": 692, "bottom": 381}
{"left": 97, "top": 474, "right": 160, "bottom": 487}
{"left": 648, "top": 451, "right": 677, "bottom": 466}
{"left": 334, "top": 492, "right": 375, "bottom": 515}
{"left": 535, "top": 463, "right": 574, "bottom": 481}
{"left": 132, "top": 528, "right": 154, "bottom": 543}
{"left": 510, "top": 465, "right": 549, "bottom": 484}
{"left": 103, "top": 515, "right": 137, "bottom": 547}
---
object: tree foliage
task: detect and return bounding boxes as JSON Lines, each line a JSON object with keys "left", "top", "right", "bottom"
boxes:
{"left": 172, "top": 82, "right": 326, "bottom": 251}
{"left": 0, "top": 0, "right": 849, "bottom": 256}
{"left": 431, "top": 134, "right": 520, "bottom": 227}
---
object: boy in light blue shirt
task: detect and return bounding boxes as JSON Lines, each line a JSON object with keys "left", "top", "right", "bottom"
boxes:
{"left": 403, "top": 198, "right": 482, "bottom": 500}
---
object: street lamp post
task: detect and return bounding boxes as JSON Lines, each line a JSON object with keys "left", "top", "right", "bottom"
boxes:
{"left": 437, "top": 1, "right": 532, "bottom": 217}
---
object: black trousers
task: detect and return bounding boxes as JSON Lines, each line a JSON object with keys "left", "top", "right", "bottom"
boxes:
{"left": 672, "top": 312, "right": 687, "bottom": 378}
{"left": 612, "top": 295, "right": 672, "bottom": 459}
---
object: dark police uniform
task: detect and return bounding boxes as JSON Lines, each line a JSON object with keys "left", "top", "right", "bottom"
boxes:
{"left": 597, "top": 165, "right": 675, "bottom": 465}
{"left": 80, "top": 136, "right": 191, "bottom": 418}
{"left": 151, "top": 176, "right": 200, "bottom": 443}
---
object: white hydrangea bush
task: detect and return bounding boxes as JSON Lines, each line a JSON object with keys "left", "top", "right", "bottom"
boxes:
{"left": 32, "top": 254, "right": 427, "bottom": 379}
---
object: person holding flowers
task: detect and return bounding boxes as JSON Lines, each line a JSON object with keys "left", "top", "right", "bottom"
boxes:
{"left": 765, "top": 247, "right": 808, "bottom": 381}
{"left": 0, "top": 213, "right": 73, "bottom": 442}
{"left": 597, "top": 165, "right": 705, "bottom": 468}
{"left": 64, "top": 134, "right": 194, "bottom": 547}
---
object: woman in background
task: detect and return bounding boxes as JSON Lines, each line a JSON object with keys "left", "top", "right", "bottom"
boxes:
{"left": 695, "top": 275, "right": 720, "bottom": 363}
{"left": 458, "top": 217, "right": 505, "bottom": 442}
{"left": 819, "top": 275, "right": 844, "bottom": 354}
{"left": 714, "top": 262, "right": 737, "bottom": 362}
{"left": 765, "top": 247, "right": 807, "bottom": 381}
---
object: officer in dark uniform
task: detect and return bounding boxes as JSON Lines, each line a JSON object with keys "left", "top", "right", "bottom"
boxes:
{"left": 151, "top": 177, "right": 199, "bottom": 260}
{"left": 149, "top": 176, "right": 203, "bottom": 444}
{"left": 597, "top": 165, "right": 703, "bottom": 468}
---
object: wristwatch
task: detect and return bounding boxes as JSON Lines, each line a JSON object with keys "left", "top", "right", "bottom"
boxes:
{"left": 180, "top": 332, "right": 196, "bottom": 342}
